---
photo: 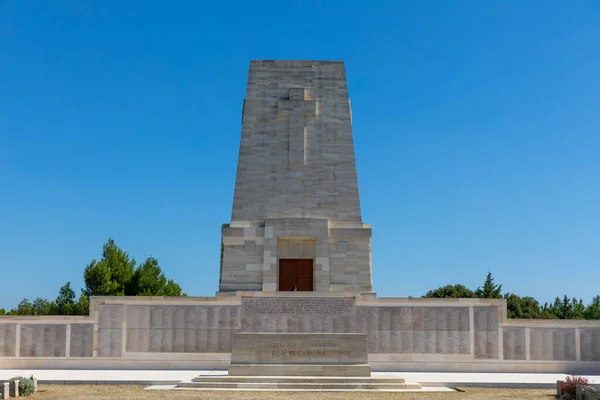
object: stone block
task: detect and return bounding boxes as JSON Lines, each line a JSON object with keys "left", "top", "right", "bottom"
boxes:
{"left": 98, "top": 304, "right": 123, "bottom": 329}
{"left": 474, "top": 330, "right": 499, "bottom": 359}
{"left": 231, "top": 332, "right": 367, "bottom": 364}
{"left": 473, "top": 306, "right": 499, "bottom": 331}
{"left": 241, "top": 297, "right": 356, "bottom": 333}
{"left": 580, "top": 328, "right": 600, "bottom": 361}
{"left": 70, "top": 324, "right": 94, "bottom": 357}
{"left": 0, "top": 324, "right": 16, "bottom": 357}
{"left": 97, "top": 328, "right": 122, "bottom": 357}
{"left": 229, "top": 332, "right": 369, "bottom": 376}
{"left": 502, "top": 327, "right": 526, "bottom": 360}
{"left": 530, "top": 328, "right": 576, "bottom": 361}
{"left": 19, "top": 324, "right": 66, "bottom": 357}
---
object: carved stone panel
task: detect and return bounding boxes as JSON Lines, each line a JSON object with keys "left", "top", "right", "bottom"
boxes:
{"left": 242, "top": 297, "right": 356, "bottom": 333}
{"left": 502, "top": 327, "right": 526, "bottom": 360}
{"left": 97, "top": 304, "right": 123, "bottom": 357}
{"left": 70, "top": 324, "right": 94, "bottom": 357}
{"left": 580, "top": 328, "right": 600, "bottom": 361}
{"left": 529, "top": 328, "right": 576, "bottom": 361}
{"left": 0, "top": 324, "right": 16, "bottom": 357}
{"left": 473, "top": 307, "right": 499, "bottom": 331}
{"left": 20, "top": 324, "right": 66, "bottom": 357}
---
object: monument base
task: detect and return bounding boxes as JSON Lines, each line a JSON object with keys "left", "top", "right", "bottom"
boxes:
{"left": 228, "top": 363, "right": 371, "bottom": 377}
{"left": 179, "top": 375, "right": 422, "bottom": 390}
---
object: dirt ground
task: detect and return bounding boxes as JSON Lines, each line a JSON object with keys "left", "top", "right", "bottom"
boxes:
{"left": 25, "top": 384, "right": 557, "bottom": 400}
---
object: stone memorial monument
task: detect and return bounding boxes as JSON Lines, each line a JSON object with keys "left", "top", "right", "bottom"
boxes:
{"left": 1, "top": 61, "right": 599, "bottom": 390}
{"left": 219, "top": 60, "right": 373, "bottom": 295}
{"left": 217, "top": 60, "right": 375, "bottom": 378}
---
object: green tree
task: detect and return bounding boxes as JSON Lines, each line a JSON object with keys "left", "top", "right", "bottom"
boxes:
{"left": 163, "top": 279, "right": 185, "bottom": 296}
{"left": 475, "top": 272, "right": 503, "bottom": 299}
{"left": 84, "top": 238, "right": 136, "bottom": 296}
{"left": 56, "top": 282, "right": 76, "bottom": 315}
{"left": 423, "top": 284, "right": 476, "bottom": 298}
{"left": 74, "top": 291, "right": 90, "bottom": 315}
{"left": 504, "top": 293, "right": 542, "bottom": 319}
{"left": 15, "top": 299, "right": 33, "bottom": 315}
{"left": 571, "top": 298, "right": 586, "bottom": 319}
{"left": 584, "top": 296, "right": 600, "bottom": 319}
{"left": 129, "top": 257, "right": 184, "bottom": 296}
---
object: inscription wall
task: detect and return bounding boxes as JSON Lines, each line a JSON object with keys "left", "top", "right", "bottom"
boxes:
{"left": 241, "top": 297, "right": 356, "bottom": 333}
{"left": 0, "top": 324, "right": 16, "bottom": 357}
{"left": 19, "top": 324, "right": 66, "bottom": 357}
{"left": 97, "top": 305, "right": 123, "bottom": 357}
{"left": 502, "top": 327, "right": 526, "bottom": 360}
{"left": 529, "top": 328, "right": 576, "bottom": 361}
{"left": 70, "top": 324, "right": 94, "bottom": 357}
{"left": 580, "top": 328, "right": 600, "bottom": 361}
{"left": 473, "top": 306, "right": 499, "bottom": 359}
{"left": 125, "top": 305, "right": 240, "bottom": 353}
{"left": 363, "top": 306, "right": 471, "bottom": 354}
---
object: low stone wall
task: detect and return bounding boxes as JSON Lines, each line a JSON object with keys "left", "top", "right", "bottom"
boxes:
{"left": 0, "top": 293, "right": 599, "bottom": 373}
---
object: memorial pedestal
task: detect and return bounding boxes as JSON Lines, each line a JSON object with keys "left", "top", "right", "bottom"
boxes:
{"left": 228, "top": 332, "right": 370, "bottom": 377}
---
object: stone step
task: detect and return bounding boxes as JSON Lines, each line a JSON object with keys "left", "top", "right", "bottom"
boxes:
{"left": 178, "top": 381, "right": 422, "bottom": 390}
{"left": 193, "top": 376, "right": 407, "bottom": 384}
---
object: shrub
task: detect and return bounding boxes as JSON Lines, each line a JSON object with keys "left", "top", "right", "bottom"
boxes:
{"left": 8, "top": 376, "right": 36, "bottom": 396}
{"left": 559, "top": 375, "right": 589, "bottom": 399}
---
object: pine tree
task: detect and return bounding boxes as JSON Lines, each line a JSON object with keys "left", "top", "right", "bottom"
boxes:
{"left": 476, "top": 272, "right": 503, "bottom": 299}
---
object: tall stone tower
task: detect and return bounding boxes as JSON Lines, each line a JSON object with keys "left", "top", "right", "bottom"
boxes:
{"left": 219, "top": 60, "right": 372, "bottom": 293}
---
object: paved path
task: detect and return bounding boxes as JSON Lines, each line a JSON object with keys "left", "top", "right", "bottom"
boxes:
{"left": 0, "top": 369, "right": 598, "bottom": 388}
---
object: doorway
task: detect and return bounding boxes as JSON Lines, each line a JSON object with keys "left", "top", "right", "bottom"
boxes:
{"left": 278, "top": 259, "right": 314, "bottom": 291}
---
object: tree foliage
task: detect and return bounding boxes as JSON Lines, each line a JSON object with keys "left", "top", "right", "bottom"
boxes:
{"left": 3, "top": 238, "right": 184, "bottom": 316}
{"left": 424, "top": 284, "right": 475, "bottom": 299}
{"left": 475, "top": 272, "right": 502, "bottom": 299}
{"left": 129, "top": 257, "right": 183, "bottom": 296}
{"left": 84, "top": 238, "right": 136, "bottom": 297}
{"left": 422, "top": 272, "right": 599, "bottom": 320}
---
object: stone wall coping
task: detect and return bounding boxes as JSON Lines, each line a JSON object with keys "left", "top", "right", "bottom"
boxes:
{"left": 502, "top": 319, "right": 600, "bottom": 327}
{"left": 0, "top": 316, "right": 93, "bottom": 322}
{"left": 90, "top": 296, "right": 224, "bottom": 302}
{"left": 356, "top": 297, "right": 506, "bottom": 306}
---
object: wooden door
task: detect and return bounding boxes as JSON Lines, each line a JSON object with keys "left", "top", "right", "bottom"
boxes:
{"left": 278, "top": 259, "right": 314, "bottom": 291}
{"left": 296, "top": 259, "right": 313, "bottom": 291}
{"left": 278, "top": 259, "right": 297, "bottom": 292}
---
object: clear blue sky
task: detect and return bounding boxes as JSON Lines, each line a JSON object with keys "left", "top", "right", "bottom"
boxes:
{"left": 1, "top": 1, "right": 599, "bottom": 310}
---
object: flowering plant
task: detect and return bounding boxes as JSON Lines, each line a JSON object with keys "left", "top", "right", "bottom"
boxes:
{"left": 560, "top": 375, "right": 589, "bottom": 399}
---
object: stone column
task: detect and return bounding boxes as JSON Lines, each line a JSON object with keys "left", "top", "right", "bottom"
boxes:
{"left": 2, "top": 382, "right": 8, "bottom": 400}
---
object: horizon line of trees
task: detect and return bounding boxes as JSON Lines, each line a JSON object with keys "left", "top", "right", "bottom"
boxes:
{"left": 0, "top": 238, "right": 185, "bottom": 316}
{"left": 423, "top": 272, "right": 600, "bottom": 320}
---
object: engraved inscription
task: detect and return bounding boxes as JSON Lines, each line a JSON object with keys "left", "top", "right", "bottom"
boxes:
{"left": 231, "top": 333, "right": 368, "bottom": 365}
{"left": 0, "top": 324, "right": 17, "bottom": 357}
{"left": 264, "top": 341, "right": 338, "bottom": 348}
{"left": 242, "top": 298, "right": 355, "bottom": 315}
{"left": 70, "top": 324, "right": 94, "bottom": 357}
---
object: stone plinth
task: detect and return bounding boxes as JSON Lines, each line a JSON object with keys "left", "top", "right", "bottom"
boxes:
{"left": 229, "top": 332, "right": 370, "bottom": 376}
